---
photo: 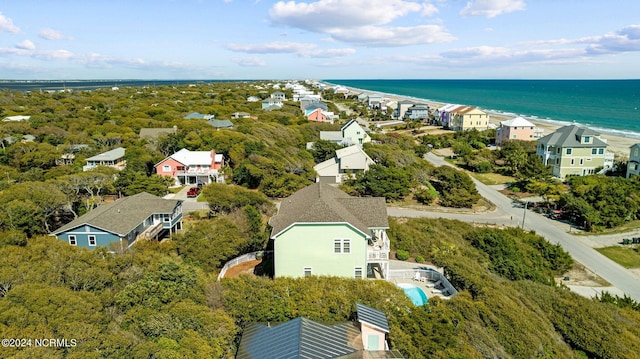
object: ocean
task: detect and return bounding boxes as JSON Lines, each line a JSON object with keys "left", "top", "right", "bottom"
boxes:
{"left": 325, "top": 79, "right": 640, "bottom": 139}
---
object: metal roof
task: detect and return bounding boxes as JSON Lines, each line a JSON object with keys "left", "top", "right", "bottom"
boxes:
{"left": 236, "top": 317, "right": 361, "bottom": 359}
{"left": 85, "top": 147, "right": 125, "bottom": 162}
{"left": 355, "top": 303, "right": 389, "bottom": 333}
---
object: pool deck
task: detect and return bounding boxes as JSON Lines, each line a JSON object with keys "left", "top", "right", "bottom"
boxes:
{"left": 389, "top": 260, "right": 454, "bottom": 300}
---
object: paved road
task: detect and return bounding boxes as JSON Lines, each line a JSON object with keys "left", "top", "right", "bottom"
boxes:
{"left": 388, "top": 152, "right": 640, "bottom": 301}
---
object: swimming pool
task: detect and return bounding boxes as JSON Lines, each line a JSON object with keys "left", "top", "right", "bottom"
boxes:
{"left": 397, "top": 283, "right": 429, "bottom": 306}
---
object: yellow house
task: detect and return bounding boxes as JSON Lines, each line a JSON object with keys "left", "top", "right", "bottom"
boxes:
{"left": 536, "top": 125, "right": 613, "bottom": 179}
{"left": 448, "top": 106, "right": 489, "bottom": 131}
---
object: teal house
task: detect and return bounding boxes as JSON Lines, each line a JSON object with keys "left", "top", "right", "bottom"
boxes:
{"left": 51, "top": 192, "right": 183, "bottom": 251}
{"left": 269, "top": 183, "right": 390, "bottom": 279}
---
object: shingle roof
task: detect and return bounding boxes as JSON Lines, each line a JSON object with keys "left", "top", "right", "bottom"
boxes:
{"left": 208, "top": 119, "right": 234, "bottom": 128}
{"left": 305, "top": 102, "right": 328, "bottom": 111}
{"left": 236, "top": 318, "right": 361, "bottom": 359}
{"left": 269, "top": 183, "right": 388, "bottom": 238}
{"left": 86, "top": 147, "right": 125, "bottom": 162}
{"left": 52, "top": 192, "right": 181, "bottom": 236}
{"left": 537, "top": 124, "right": 607, "bottom": 148}
{"left": 355, "top": 303, "right": 389, "bottom": 333}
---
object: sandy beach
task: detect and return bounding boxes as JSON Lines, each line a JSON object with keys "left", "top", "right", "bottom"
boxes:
{"left": 339, "top": 86, "right": 636, "bottom": 158}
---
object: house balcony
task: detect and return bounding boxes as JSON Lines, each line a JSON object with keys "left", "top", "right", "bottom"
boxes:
{"left": 175, "top": 169, "right": 219, "bottom": 176}
{"left": 367, "top": 247, "right": 389, "bottom": 261}
{"left": 138, "top": 222, "right": 164, "bottom": 240}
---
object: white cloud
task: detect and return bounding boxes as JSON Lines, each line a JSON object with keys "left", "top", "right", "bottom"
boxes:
{"left": 460, "top": 0, "right": 525, "bottom": 18}
{"left": 15, "top": 40, "right": 35, "bottom": 50}
{"left": 421, "top": 3, "right": 439, "bottom": 16}
{"left": 226, "top": 41, "right": 355, "bottom": 58}
{"left": 0, "top": 12, "right": 20, "bottom": 33}
{"left": 39, "top": 28, "right": 73, "bottom": 41}
{"left": 302, "top": 48, "right": 356, "bottom": 58}
{"left": 268, "top": 0, "right": 450, "bottom": 47}
{"left": 330, "top": 24, "right": 456, "bottom": 47}
{"left": 269, "top": 0, "right": 423, "bottom": 31}
{"left": 232, "top": 56, "right": 267, "bottom": 67}
{"left": 226, "top": 41, "right": 315, "bottom": 54}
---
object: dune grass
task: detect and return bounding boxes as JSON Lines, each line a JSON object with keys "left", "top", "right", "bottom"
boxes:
{"left": 596, "top": 246, "right": 640, "bottom": 268}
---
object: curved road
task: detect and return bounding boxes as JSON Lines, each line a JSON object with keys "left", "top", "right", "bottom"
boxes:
{"left": 387, "top": 152, "right": 640, "bottom": 301}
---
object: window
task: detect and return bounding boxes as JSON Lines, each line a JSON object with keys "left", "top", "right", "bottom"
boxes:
{"left": 592, "top": 148, "right": 597, "bottom": 155}
{"left": 162, "top": 165, "right": 171, "bottom": 172}
{"left": 68, "top": 235, "right": 77, "bottom": 246}
{"left": 571, "top": 159, "right": 575, "bottom": 165}
{"left": 556, "top": 148, "right": 561, "bottom": 154}
{"left": 355, "top": 267, "right": 363, "bottom": 279}
{"left": 304, "top": 267, "right": 312, "bottom": 277}
{"left": 598, "top": 148, "right": 604, "bottom": 155}
{"left": 566, "top": 148, "right": 572, "bottom": 155}
{"left": 334, "top": 239, "right": 351, "bottom": 254}
{"left": 163, "top": 214, "right": 170, "bottom": 222}
{"left": 88, "top": 235, "right": 96, "bottom": 246}
{"left": 584, "top": 136, "right": 590, "bottom": 143}
{"left": 580, "top": 159, "right": 584, "bottom": 165}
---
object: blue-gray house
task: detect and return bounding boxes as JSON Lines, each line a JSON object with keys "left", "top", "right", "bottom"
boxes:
{"left": 51, "top": 192, "right": 183, "bottom": 251}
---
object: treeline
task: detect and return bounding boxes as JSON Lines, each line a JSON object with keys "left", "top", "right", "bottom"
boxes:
{"left": 559, "top": 175, "right": 640, "bottom": 230}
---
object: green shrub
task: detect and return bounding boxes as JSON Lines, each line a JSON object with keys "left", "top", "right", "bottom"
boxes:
{"left": 415, "top": 255, "right": 425, "bottom": 263}
{"left": 396, "top": 250, "right": 409, "bottom": 261}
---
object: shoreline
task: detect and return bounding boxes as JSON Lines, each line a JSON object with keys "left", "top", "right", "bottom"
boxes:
{"left": 324, "top": 81, "right": 637, "bottom": 158}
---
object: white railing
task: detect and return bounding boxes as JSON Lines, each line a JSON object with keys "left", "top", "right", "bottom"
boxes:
{"left": 367, "top": 249, "right": 389, "bottom": 260}
{"left": 388, "top": 268, "right": 458, "bottom": 297}
{"left": 217, "top": 251, "right": 273, "bottom": 281}
{"left": 176, "top": 169, "right": 219, "bottom": 176}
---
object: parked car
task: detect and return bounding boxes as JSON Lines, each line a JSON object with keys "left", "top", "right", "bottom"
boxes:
{"left": 186, "top": 187, "right": 200, "bottom": 198}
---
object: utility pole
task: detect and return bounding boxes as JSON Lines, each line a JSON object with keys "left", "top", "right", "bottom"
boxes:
{"left": 521, "top": 201, "right": 528, "bottom": 229}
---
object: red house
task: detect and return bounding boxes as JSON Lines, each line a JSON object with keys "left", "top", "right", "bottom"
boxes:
{"left": 155, "top": 148, "right": 224, "bottom": 186}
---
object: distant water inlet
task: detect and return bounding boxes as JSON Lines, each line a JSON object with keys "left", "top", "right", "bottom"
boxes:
{"left": 397, "top": 283, "right": 428, "bottom": 306}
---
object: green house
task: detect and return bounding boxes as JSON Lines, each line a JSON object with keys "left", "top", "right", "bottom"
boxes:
{"left": 269, "top": 183, "right": 390, "bottom": 279}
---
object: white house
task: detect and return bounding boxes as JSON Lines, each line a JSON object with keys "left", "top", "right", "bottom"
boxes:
{"left": 314, "top": 145, "right": 375, "bottom": 184}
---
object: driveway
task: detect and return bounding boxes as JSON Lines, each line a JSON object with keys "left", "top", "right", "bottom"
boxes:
{"left": 164, "top": 186, "right": 209, "bottom": 214}
{"left": 388, "top": 152, "right": 640, "bottom": 301}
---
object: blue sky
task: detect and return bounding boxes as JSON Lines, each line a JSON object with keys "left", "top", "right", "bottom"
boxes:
{"left": 1, "top": 0, "right": 640, "bottom": 80}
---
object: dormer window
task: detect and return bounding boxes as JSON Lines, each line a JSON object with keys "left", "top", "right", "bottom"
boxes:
{"left": 584, "top": 136, "right": 590, "bottom": 143}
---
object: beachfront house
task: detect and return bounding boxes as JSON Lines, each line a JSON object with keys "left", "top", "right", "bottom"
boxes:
{"left": 155, "top": 148, "right": 224, "bottom": 186}
{"left": 447, "top": 106, "right": 489, "bottom": 131}
{"left": 314, "top": 145, "right": 374, "bottom": 184}
{"left": 496, "top": 117, "right": 544, "bottom": 146}
{"left": 83, "top": 147, "right": 127, "bottom": 172}
{"left": 403, "top": 104, "right": 430, "bottom": 121}
{"left": 536, "top": 125, "right": 613, "bottom": 179}
{"left": 626, "top": 144, "right": 640, "bottom": 178}
{"left": 268, "top": 182, "right": 390, "bottom": 279}
{"left": 394, "top": 100, "right": 415, "bottom": 120}
{"left": 236, "top": 303, "right": 403, "bottom": 358}
{"left": 51, "top": 192, "right": 183, "bottom": 251}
